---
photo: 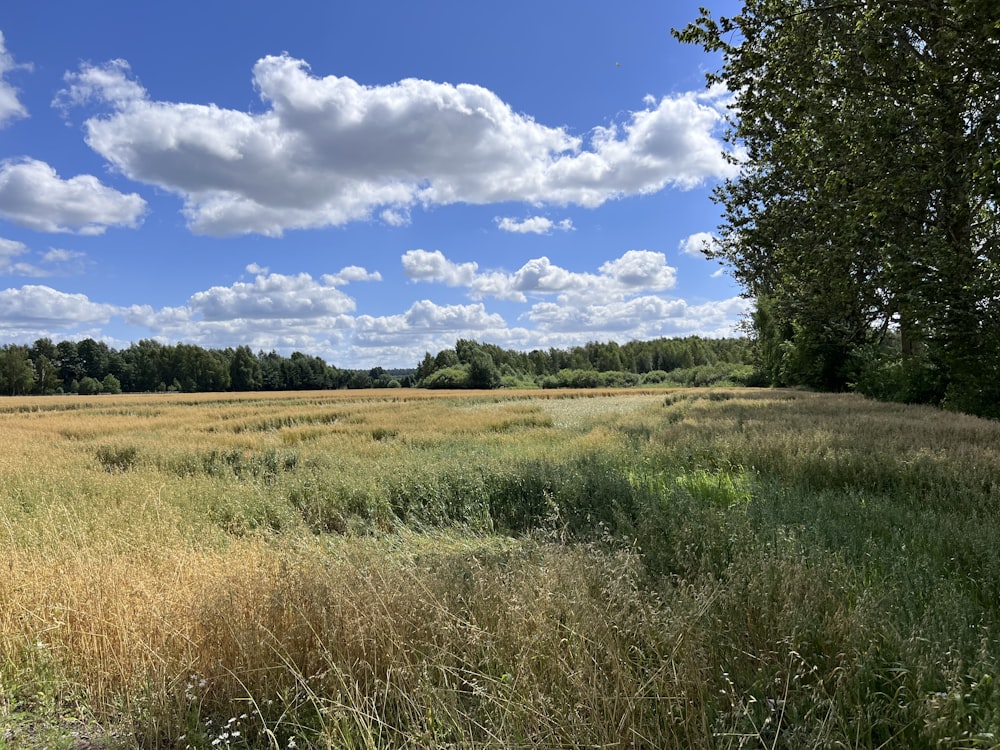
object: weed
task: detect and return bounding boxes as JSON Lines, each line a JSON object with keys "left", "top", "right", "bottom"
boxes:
{"left": 95, "top": 444, "right": 141, "bottom": 472}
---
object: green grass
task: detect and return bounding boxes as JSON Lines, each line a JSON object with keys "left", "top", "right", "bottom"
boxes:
{"left": 1, "top": 388, "right": 999, "bottom": 747}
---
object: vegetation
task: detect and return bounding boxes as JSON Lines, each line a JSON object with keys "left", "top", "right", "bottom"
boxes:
{"left": 0, "top": 339, "right": 414, "bottom": 396}
{"left": 416, "top": 337, "right": 755, "bottom": 390}
{"left": 0, "top": 336, "right": 754, "bottom": 396}
{"left": 1, "top": 388, "right": 999, "bottom": 747}
{"left": 675, "top": 1, "right": 1000, "bottom": 417}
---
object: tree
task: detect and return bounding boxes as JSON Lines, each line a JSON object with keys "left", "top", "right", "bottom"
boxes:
{"left": 229, "top": 346, "right": 262, "bottom": 391}
{"left": 0, "top": 345, "right": 35, "bottom": 395}
{"left": 676, "top": 1, "right": 1000, "bottom": 410}
{"left": 77, "top": 338, "right": 110, "bottom": 381}
{"left": 29, "top": 338, "right": 60, "bottom": 390}
{"left": 55, "top": 340, "right": 84, "bottom": 388}
{"left": 416, "top": 352, "right": 437, "bottom": 382}
{"left": 468, "top": 350, "right": 501, "bottom": 389}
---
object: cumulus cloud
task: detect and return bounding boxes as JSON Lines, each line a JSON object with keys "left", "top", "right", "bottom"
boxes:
{"left": 53, "top": 58, "right": 146, "bottom": 112}
{"left": 0, "top": 158, "right": 147, "bottom": 234}
{"left": 402, "top": 248, "right": 676, "bottom": 304}
{"left": 0, "top": 285, "right": 117, "bottom": 332}
{"left": 526, "top": 295, "right": 749, "bottom": 338}
{"left": 402, "top": 249, "right": 479, "bottom": 287}
{"left": 57, "top": 55, "right": 737, "bottom": 236}
{"left": 323, "top": 265, "right": 382, "bottom": 285}
{"left": 599, "top": 250, "right": 677, "bottom": 289}
{"left": 357, "top": 300, "right": 506, "bottom": 338}
{"left": 678, "top": 231, "right": 719, "bottom": 258}
{"left": 188, "top": 267, "right": 365, "bottom": 321}
{"left": 496, "top": 216, "right": 574, "bottom": 234}
{"left": 0, "top": 31, "right": 29, "bottom": 127}
{"left": 119, "top": 265, "right": 380, "bottom": 352}
{"left": 1, "top": 268, "right": 748, "bottom": 368}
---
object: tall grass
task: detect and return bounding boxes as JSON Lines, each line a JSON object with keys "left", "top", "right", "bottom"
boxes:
{"left": 1, "top": 388, "right": 998, "bottom": 747}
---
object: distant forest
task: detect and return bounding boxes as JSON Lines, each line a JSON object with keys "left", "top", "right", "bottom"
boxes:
{"left": 0, "top": 336, "right": 755, "bottom": 396}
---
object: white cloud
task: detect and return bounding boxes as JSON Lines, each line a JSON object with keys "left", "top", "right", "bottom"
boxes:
{"left": 0, "top": 237, "right": 38, "bottom": 276}
{"left": 527, "top": 295, "right": 689, "bottom": 332}
{"left": 188, "top": 268, "right": 359, "bottom": 321}
{"left": 526, "top": 295, "right": 749, "bottom": 338}
{"left": 599, "top": 250, "right": 677, "bottom": 289}
{"left": 53, "top": 58, "right": 146, "bottom": 112}
{"left": 120, "top": 266, "right": 379, "bottom": 352}
{"left": 323, "top": 265, "right": 382, "bottom": 285}
{"left": 0, "top": 158, "right": 147, "bottom": 234}
{"left": 678, "top": 231, "right": 719, "bottom": 258}
{"left": 40, "top": 248, "right": 85, "bottom": 264}
{"left": 0, "top": 31, "right": 29, "bottom": 127}
{"left": 0, "top": 237, "right": 26, "bottom": 259}
{"left": 402, "top": 249, "right": 479, "bottom": 286}
{"left": 0, "top": 285, "right": 117, "bottom": 333}
{"left": 57, "top": 55, "right": 737, "bottom": 236}
{"left": 0, "top": 270, "right": 748, "bottom": 368}
{"left": 402, "top": 248, "right": 676, "bottom": 304}
{"left": 357, "top": 300, "right": 506, "bottom": 337}
{"left": 496, "top": 216, "right": 574, "bottom": 234}
{"left": 0, "top": 238, "right": 88, "bottom": 277}
{"left": 380, "top": 208, "right": 410, "bottom": 227}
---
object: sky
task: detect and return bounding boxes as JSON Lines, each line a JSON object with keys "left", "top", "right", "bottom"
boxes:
{"left": 0, "top": 0, "right": 746, "bottom": 369}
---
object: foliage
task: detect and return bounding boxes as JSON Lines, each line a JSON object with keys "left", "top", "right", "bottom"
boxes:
{"left": 77, "top": 376, "right": 103, "bottom": 395}
{"left": 2, "top": 334, "right": 753, "bottom": 396}
{"left": 0, "top": 344, "right": 35, "bottom": 396}
{"left": 417, "top": 336, "right": 753, "bottom": 389}
{"left": 675, "top": 0, "right": 1000, "bottom": 414}
{"left": 421, "top": 365, "right": 471, "bottom": 389}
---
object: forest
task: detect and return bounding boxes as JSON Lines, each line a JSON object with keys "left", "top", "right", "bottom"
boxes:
{"left": 0, "top": 334, "right": 754, "bottom": 395}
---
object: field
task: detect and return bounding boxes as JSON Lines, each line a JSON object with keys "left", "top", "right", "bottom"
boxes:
{"left": 1, "top": 388, "right": 999, "bottom": 749}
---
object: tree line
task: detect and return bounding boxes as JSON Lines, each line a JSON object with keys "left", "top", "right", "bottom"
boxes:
{"left": 414, "top": 337, "right": 755, "bottom": 389}
{"left": 0, "top": 338, "right": 414, "bottom": 396}
{"left": 0, "top": 335, "right": 753, "bottom": 396}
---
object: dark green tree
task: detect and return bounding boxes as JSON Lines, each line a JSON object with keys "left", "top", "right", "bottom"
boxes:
{"left": 676, "top": 0, "right": 1000, "bottom": 409}
{"left": 28, "top": 339, "right": 61, "bottom": 392}
{"left": 468, "top": 350, "right": 501, "bottom": 389}
{"left": 77, "top": 338, "right": 110, "bottom": 381}
{"left": 228, "top": 346, "right": 262, "bottom": 391}
{"left": 0, "top": 345, "right": 35, "bottom": 395}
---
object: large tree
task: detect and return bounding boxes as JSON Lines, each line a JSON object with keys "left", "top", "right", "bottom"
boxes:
{"left": 675, "top": 1, "right": 1000, "bottom": 412}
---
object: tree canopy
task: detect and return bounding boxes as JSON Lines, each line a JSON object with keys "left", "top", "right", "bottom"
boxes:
{"left": 675, "top": 0, "right": 1000, "bottom": 416}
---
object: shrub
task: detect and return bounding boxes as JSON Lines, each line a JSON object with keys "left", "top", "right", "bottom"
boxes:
{"left": 78, "top": 376, "right": 102, "bottom": 395}
{"left": 95, "top": 444, "right": 141, "bottom": 472}
{"left": 422, "top": 365, "right": 471, "bottom": 389}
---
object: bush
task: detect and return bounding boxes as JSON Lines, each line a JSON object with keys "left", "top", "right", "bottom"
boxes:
{"left": 851, "top": 349, "right": 946, "bottom": 405}
{"left": 640, "top": 370, "right": 670, "bottom": 384}
{"left": 77, "top": 376, "right": 103, "bottom": 395}
{"left": 422, "top": 365, "right": 471, "bottom": 389}
{"left": 101, "top": 374, "right": 122, "bottom": 395}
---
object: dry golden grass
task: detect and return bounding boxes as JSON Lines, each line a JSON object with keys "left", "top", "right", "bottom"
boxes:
{"left": 2, "top": 387, "right": 999, "bottom": 748}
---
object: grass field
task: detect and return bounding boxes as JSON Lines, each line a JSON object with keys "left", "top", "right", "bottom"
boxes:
{"left": 1, "top": 388, "right": 999, "bottom": 749}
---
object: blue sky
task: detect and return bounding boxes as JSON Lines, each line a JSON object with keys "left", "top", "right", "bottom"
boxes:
{"left": 0, "top": 0, "right": 745, "bottom": 369}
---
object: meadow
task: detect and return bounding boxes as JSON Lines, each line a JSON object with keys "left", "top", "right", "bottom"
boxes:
{"left": 1, "top": 388, "right": 998, "bottom": 749}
